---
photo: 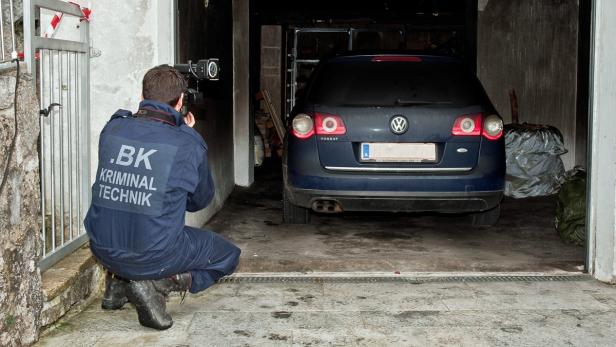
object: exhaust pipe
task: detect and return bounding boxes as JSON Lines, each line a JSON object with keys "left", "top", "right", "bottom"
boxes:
{"left": 312, "top": 200, "right": 343, "bottom": 213}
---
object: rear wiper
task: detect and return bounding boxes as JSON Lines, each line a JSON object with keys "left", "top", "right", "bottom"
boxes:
{"left": 395, "top": 99, "right": 453, "bottom": 106}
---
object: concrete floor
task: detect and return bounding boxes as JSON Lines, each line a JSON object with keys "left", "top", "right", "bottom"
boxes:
{"left": 36, "top": 164, "right": 596, "bottom": 346}
{"left": 37, "top": 277, "right": 616, "bottom": 346}
{"left": 210, "top": 163, "right": 585, "bottom": 273}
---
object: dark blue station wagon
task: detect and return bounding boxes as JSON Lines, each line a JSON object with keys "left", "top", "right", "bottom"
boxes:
{"left": 283, "top": 54, "right": 505, "bottom": 225}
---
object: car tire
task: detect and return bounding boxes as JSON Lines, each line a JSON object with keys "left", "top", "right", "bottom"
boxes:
{"left": 283, "top": 190, "right": 311, "bottom": 224}
{"left": 470, "top": 205, "right": 501, "bottom": 227}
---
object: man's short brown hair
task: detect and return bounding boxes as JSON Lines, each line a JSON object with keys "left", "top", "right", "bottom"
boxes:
{"left": 142, "top": 65, "right": 187, "bottom": 106}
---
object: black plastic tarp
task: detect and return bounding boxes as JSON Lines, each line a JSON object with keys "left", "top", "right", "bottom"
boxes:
{"left": 505, "top": 124, "right": 567, "bottom": 198}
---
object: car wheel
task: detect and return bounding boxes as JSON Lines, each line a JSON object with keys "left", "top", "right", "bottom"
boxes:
{"left": 470, "top": 205, "right": 501, "bottom": 227}
{"left": 283, "top": 190, "right": 311, "bottom": 224}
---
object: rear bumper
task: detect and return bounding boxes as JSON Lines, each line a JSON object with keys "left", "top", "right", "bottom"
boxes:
{"left": 285, "top": 187, "right": 503, "bottom": 213}
{"left": 285, "top": 135, "right": 506, "bottom": 192}
{"left": 283, "top": 130, "right": 505, "bottom": 213}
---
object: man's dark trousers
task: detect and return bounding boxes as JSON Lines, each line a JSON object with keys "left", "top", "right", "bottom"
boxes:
{"left": 92, "top": 226, "right": 240, "bottom": 293}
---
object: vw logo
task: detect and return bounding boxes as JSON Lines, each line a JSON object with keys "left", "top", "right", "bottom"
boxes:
{"left": 390, "top": 115, "right": 409, "bottom": 135}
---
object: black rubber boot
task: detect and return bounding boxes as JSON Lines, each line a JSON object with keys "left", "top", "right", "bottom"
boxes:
{"left": 152, "top": 272, "right": 193, "bottom": 296}
{"left": 101, "top": 271, "right": 129, "bottom": 310}
{"left": 126, "top": 280, "right": 173, "bottom": 330}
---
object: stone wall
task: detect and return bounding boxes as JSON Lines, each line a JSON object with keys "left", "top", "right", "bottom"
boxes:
{"left": 0, "top": 63, "right": 43, "bottom": 346}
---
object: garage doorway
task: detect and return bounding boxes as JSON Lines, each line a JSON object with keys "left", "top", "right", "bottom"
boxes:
{"left": 177, "top": 0, "right": 590, "bottom": 274}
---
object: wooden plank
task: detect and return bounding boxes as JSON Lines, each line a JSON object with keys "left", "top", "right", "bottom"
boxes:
{"left": 261, "top": 89, "right": 285, "bottom": 140}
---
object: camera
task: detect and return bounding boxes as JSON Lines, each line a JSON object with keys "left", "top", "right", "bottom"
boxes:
{"left": 175, "top": 58, "right": 220, "bottom": 81}
{"left": 174, "top": 59, "right": 221, "bottom": 114}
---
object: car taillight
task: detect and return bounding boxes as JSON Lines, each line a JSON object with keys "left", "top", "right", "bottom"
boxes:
{"left": 452, "top": 113, "right": 504, "bottom": 140}
{"left": 452, "top": 114, "right": 482, "bottom": 136}
{"left": 291, "top": 113, "right": 314, "bottom": 139}
{"left": 315, "top": 113, "right": 346, "bottom": 135}
{"left": 482, "top": 114, "right": 504, "bottom": 140}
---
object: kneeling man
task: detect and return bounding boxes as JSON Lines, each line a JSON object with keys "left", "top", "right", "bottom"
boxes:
{"left": 84, "top": 65, "right": 240, "bottom": 330}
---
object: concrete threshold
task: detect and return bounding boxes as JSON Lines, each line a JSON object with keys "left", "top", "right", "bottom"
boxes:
{"left": 221, "top": 271, "right": 590, "bottom": 284}
{"left": 230, "top": 271, "right": 586, "bottom": 277}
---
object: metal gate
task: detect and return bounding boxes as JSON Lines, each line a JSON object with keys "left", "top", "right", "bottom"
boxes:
{"left": 23, "top": 0, "right": 91, "bottom": 271}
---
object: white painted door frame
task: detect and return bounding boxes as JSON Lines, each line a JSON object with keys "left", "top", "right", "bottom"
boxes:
{"left": 232, "top": 0, "right": 253, "bottom": 187}
{"left": 587, "top": 0, "right": 616, "bottom": 283}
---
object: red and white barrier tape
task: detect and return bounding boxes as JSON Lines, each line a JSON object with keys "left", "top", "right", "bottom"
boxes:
{"left": 18, "top": 1, "right": 91, "bottom": 59}
{"left": 43, "top": 12, "right": 63, "bottom": 38}
{"left": 44, "top": 1, "right": 92, "bottom": 38}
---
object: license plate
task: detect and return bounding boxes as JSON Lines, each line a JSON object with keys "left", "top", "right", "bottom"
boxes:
{"left": 360, "top": 143, "right": 437, "bottom": 162}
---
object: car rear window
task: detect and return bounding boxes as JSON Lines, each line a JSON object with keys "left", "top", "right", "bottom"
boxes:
{"left": 306, "top": 58, "right": 483, "bottom": 107}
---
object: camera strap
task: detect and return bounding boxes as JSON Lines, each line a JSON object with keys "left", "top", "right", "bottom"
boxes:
{"left": 134, "top": 107, "right": 177, "bottom": 126}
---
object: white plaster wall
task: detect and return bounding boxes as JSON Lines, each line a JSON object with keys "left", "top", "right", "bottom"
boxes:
{"left": 88, "top": 0, "right": 217, "bottom": 228}
{"left": 89, "top": 0, "right": 174, "bottom": 175}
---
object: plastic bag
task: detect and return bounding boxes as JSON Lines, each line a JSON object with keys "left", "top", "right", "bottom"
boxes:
{"left": 555, "top": 167, "right": 586, "bottom": 246}
{"left": 504, "top": 123, "right": 567, "bottom": 198}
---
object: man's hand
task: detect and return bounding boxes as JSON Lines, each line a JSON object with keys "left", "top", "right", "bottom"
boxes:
{"left": 184, "top": 112, "right": 196, "bottom": 128}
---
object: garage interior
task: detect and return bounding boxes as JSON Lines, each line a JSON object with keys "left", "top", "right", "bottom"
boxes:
{"left": 176, "top": 0, "right": 590, "bottom": 274}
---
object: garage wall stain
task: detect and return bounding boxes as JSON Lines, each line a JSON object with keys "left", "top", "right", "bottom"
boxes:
{"left": 477, "top": 0, "right": 580, "bottom": 169}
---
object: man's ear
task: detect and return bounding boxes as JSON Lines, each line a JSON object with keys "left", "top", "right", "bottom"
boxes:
{"left": 174, "top": 93, "right": 184, "bottom": 112}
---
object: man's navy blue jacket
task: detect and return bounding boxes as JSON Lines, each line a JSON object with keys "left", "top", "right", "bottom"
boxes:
{"left": 84, "top": 100, "right": 214, "bottom": 267}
